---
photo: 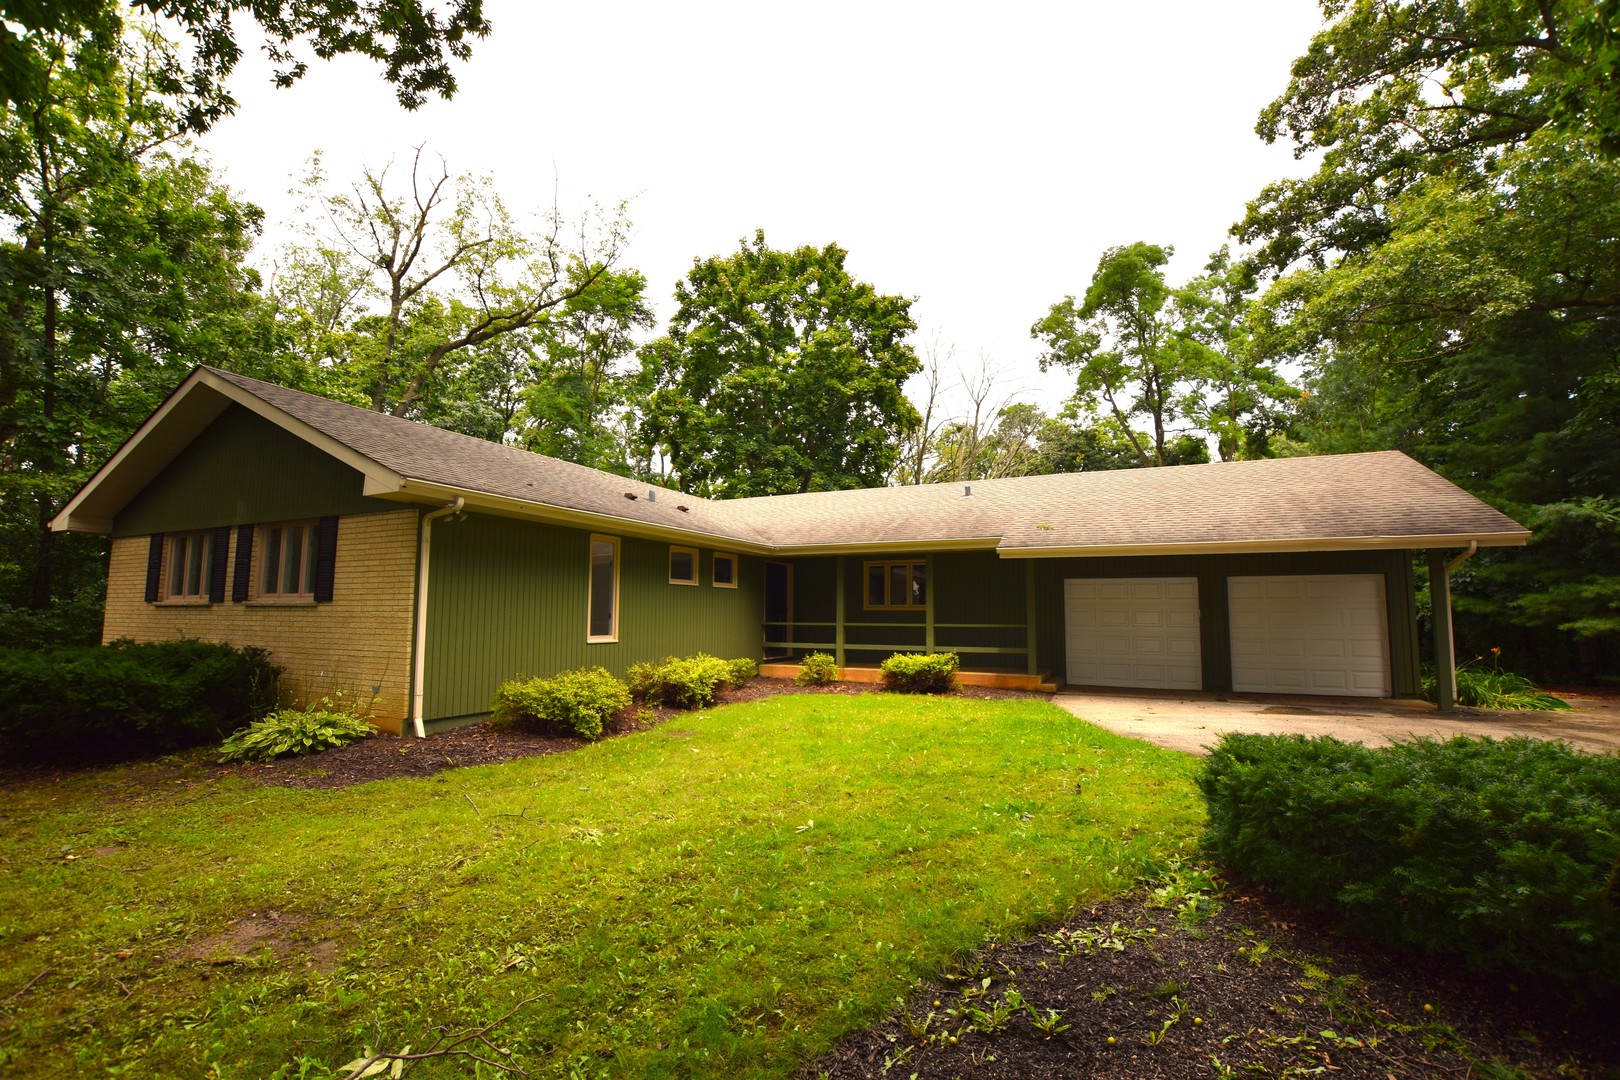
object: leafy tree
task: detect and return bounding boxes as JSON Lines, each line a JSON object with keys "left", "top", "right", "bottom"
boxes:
{"left": 269, "top": 149, "right": 630, "bottom": 422}
{"left": 1031, "top": 242, "right": 1192, "bottom": 466}
{"left": 1238, "top": 0, "right": 1620, "bottom": 274}
{"left": 0, "top": 24, "right": 281, "bottom": 633}
{"left": 1175, "top": 247, "right": 1296, "bottom": 461}
{"left": 1, "top": 0, "right": 490, "bottom": 131}
{"left": 1242, "top": 0, "right": 1620, "bottom": 680}
{"left": 638, "top": 231, "right": 921, "bottom": 497}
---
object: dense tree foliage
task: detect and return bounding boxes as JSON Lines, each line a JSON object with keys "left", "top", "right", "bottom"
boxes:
{"left": 1, "top": 0, "right": 489, "bottom": 131}
{"left": 0, "top": 25, "right": 282, "bottom": 639}
{"left": 637, "top": 231, "right": 921, "bottom": 497}
{"left": 1243, "top": 0, "right": 1620, "bottom": 680}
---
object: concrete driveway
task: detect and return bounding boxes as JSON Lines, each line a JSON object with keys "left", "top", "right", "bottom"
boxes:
{"left": 1052, "top": 688, "right": 1620, "bottom": 755}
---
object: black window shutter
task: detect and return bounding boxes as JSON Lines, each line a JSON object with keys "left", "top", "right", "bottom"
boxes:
{"left": 144, "top": 534, "right": 164, "bottom": 603}
{"left": 313, "top": 516, "right": 339, "bottom": 603}
{"left": 231, "top": 525, "right": 253, "bottom": 602}
{"left": 208, "top": 526, "right": 230, "bottom": 603}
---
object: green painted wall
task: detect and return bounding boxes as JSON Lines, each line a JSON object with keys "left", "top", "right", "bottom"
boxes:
{"left": 422, "top": 513, "right": 764, "bottom": 721}
{"left": 1033, "top": 549, "right": 1423, "bottom": 697}
{"left": 113, "top": 406, "right": 400, "bottom": 536}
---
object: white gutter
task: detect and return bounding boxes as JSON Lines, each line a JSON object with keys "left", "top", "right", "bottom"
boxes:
{"left": 1446, "top": 540, "right": 1479, "bottom": 574}
{"left": 410, "top": 497, "right": 464, "bottom": 738}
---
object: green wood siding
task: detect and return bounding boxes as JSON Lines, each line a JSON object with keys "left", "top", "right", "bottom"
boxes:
{"left": 422, "top": 513, "right": 764, "bottom": 721}
{"left": 112, "top": 406, "right": 399, "bottom": 536}
{"left": 1034, "top": 550, "right": 1423, "bottom": 697}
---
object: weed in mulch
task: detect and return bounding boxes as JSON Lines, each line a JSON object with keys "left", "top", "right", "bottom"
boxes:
{"left": 812, "top": 865, "right": 1620, "bottom": 1079}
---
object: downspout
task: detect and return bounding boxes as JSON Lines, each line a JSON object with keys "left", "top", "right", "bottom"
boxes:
{"left": 410, "top": 497, "right": 464, "bottom": 737}
{"left": 1430, "top": 541, "right": 1478, "bottom": 713}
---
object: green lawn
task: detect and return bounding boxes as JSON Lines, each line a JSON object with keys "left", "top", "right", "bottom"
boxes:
{"left": 0, "top": 693, "right": 1202, "bottom": 1078}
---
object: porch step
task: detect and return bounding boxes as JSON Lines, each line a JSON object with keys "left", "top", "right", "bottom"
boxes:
{"left": 758, "top": 662, "right": 1058, "bottom": 693}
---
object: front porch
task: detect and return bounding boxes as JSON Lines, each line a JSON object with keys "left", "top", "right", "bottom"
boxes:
{"left": 758, "top": 661, "right": 1059, "bottom": 692}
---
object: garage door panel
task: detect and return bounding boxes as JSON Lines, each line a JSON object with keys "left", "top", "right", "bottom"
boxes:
{"left": 1229, "top": 575, "right": 1390, "bottom": 697}
{"left": 1065, "top": 576, "right": 1201, "bottom": 690}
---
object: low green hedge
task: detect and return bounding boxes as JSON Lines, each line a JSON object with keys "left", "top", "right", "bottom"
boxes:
{"left": 795, "top": 653, "right": 838, "bottom": 686}
{"left": 491, "top": 667, "right": 630, "bottom": 739}
{"left": 1197, "top": 733, "right": 1620, "bottom": 991}
{"left": 0, "top": 639, "right": 281, "bottom": 762}
{"left": 627, "top": 653, "right": 755, "bottom": 709}
{"left": 880, "top": 652, "right": 959, "bottom": 693}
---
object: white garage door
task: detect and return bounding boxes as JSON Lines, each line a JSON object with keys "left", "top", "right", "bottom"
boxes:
{"left": 1064, "top": 578, "right": 1202, "bottom": 690}
{"left": 1228, "top": 575, "right": 1390, "bottom": 696}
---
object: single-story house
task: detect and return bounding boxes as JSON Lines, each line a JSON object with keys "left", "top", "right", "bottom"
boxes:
{"left": 52, "top": 366, "right": 1530, "bottom": 734}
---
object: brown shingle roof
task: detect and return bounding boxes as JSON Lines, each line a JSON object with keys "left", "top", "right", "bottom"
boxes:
{"left": 206, "top": 368, "right": 772, "bottom": 547}
{"left": 174, "top": 370, "right": 1533, "bottom": 553}
{"left": 719, "top": 452, "right": 1529, "bottom": 552}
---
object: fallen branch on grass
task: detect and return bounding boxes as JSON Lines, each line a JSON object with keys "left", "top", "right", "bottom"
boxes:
{"left": 338, "top": 993, "right": 544, "bottom": 1078}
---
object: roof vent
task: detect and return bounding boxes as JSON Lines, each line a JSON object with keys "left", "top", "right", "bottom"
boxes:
{"left": 623, "top": 492, "right": 638, "bottom": 501}
{"left": 677, "top": 505, "right": 690, "bottom": 513}
{"left": 647, "top": 489, "right": 657, "bottom": 502}
{"left": 963, "top": 484, "right": 972, "bottom": 497}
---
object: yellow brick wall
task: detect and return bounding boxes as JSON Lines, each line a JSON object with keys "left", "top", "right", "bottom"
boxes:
{"left": 103, "top": 509, "right": 419, "bottom": 734}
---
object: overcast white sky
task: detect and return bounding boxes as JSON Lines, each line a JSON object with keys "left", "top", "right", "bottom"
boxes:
{"left": 197, "top": 0, "right": 1326, "bottom": 417}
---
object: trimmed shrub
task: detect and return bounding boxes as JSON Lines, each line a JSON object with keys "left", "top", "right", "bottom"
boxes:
{"left": 880, "top": 651, "right": 959, "bottom": 694}
{"left": 0, "top": 639, "right": 281, "bottom": 763}
{"left": 726, "top": 656, "right": 759, "bottom": 687}
{"left": 1197, "top": 733, "right": 1620, "bottom": 991}
{"left": 796, "top": 652, "right": 838, "bottom": 686}
{"left": 491, "top": 667, "right": 630, "bottom": 739}
{"left": 625, "top": 653, "right": 734, "bottom": 709}
{"left": 219, "top": 705, "right": 376, "bottom": 762}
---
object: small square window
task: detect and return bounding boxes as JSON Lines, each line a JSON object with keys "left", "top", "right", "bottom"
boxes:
{"left": 713, "top": 552, "right": 738, "bottom": 588}
{"left": 669, "top": 546, "right": 698, "bottom": 586}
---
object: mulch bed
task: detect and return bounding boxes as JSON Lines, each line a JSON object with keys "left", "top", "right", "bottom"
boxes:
{"left": 811, "top": 882, "right": 1620, "bottom": 1079}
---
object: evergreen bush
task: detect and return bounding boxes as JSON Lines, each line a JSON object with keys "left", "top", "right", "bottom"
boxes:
{"left": 1197, "top": 733, "right": 1620, "bottom": 991}
{"left": 726, "top": 656, "right": 759, "bottom": 687}
{"left": 0, "top": 639, "right": 281, "bottom": 762}
{"left": 490, "top": 667, "right": 630, "bottom": 739}
{"left": 880, "top": 652, "right": 960, "bottom": 693}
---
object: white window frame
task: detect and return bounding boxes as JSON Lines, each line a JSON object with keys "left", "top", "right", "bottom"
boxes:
{"left": 712, "top": 552, "right": 739, "bottom": 589}
{"left": 164, "top": 530, "right": 214, "bottom": 603}
{"left": 256, "top": 521, "right": 319, "bottom": 602}
{"left": 587, "top": 534, "right": 621, "bottom": 643}
{"left": 668, "top": 545, "right": 699, "bottom": 586}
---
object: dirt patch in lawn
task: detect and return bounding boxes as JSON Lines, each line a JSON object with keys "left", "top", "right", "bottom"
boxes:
{"left": 176, "top": 911, "right": 340, "bottom": 971}
{"left": 812, "top": 878, "right": 1620, "bottom": 1080}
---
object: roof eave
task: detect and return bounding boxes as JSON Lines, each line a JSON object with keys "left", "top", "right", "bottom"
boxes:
{"left": 995, "top": 532, "right": 1533, "bottom": 559}
{"left": 389, "top": 479, "right": 777, "bottom": 554}
{"left": 765, "top": 537, "right": 1003, "bottom": 557}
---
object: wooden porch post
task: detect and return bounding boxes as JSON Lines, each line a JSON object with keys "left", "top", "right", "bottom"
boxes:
{"left": 924, "top": 554, "right": 936, "bottom": 654}
{"left": 1428, "top": 549, "right": 1456, "bottom": 712}
{"left": 835, "top": 557, "right": 846, "bottom": 667}
{"left": 1025, "top": 560, "right": 1039, "bottom": 676}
